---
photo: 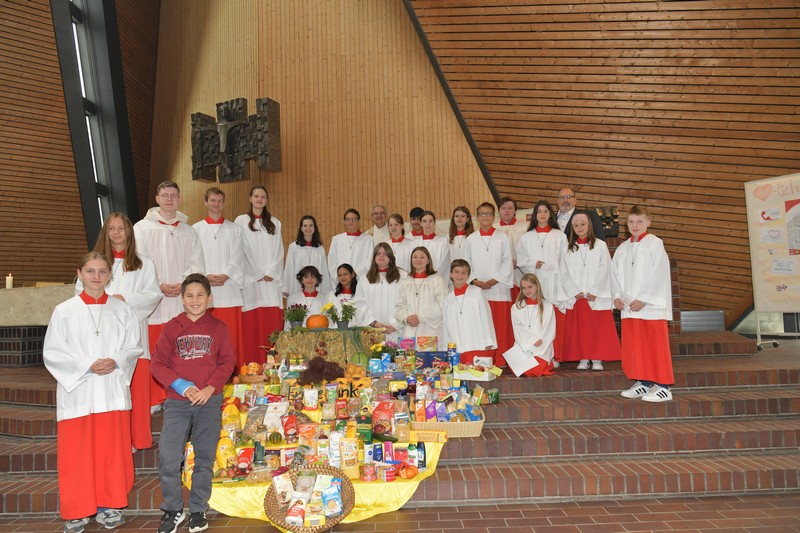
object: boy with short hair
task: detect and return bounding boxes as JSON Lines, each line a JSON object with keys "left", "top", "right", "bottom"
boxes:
{"left": 151, "top": 274, "right": 236, "bottom": 533}
{"left": 327, "top": 208, "right": 374, "bottom": 279}
{"left": 443, "top": 259, "right": 497, "bottom": 365}
{"left": 408, "top": 206, "right": 425, "bottom": 240}
{"left": 612, "top": 205, "right": 674, "bottom": 402}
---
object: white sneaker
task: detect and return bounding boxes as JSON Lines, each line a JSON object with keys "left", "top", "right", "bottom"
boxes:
{"left": 642, "top": 385, "right": 673, "bottom": 403}
{"left": 591, "top": 360, "right": 604, "bottom": 371}
{"left": 64, "top": 518, "right": 91, "bottom": 533}
{"left": 552, "top": 360, "right": 560, "bottom": 368}
{"left": 621, "top": 381, "right": 650, "bottom": 398}
{"left": 576, "top": 359, "right": 590, "bottom": 370}
{"left": 96, "top": 509, "right": 125, "bottom": 529}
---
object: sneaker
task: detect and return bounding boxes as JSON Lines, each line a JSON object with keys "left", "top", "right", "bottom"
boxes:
{"left": 189, "top": 512, "right": 209, "bottom": 533}
{"left": 576, "top": 359, "right": 590, "bottom": 370}
{"left": 642, "top": 385, "right": 673, "bottom": 403}
{"left": 621, "top": 381, "right": 650, "bottom": 398}
{"left": 591, "top": 360, "right": 604, "bottom": 371}
{"left": 158, "top": 510, "right": 186, "bottom": 533}
{"left": 64, "top": 518, "right": 91, "bottom": 533}
{"left": 96, "top": 509, "right": 125, "bottom": 529}
{"left": 552, "top": 360, "right": 560, "bottom": 368}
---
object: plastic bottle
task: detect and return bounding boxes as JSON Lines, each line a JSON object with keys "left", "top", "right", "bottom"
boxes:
{"left": 407, "top": 443, "right": 418, "bottom": 467}
{"left": 417, "top": 441, "right": 426, "bottom": 469}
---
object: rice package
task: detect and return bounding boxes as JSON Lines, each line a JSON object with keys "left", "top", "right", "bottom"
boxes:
{"left": 272, "top": 471, "right": 294, "bottom": 507}
{"left": 322, "top": 478, "right": 343, "bottom": 517}
{"left": 263, "top": 401, "right": 289, "bottom": 436}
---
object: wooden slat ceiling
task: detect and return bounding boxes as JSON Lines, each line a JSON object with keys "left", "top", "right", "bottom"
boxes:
{"left": 408, "top": 0, "right": 800, "bottom": 326}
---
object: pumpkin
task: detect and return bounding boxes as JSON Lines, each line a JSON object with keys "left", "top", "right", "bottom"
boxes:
{"left": 398, "top": 464, "right": 418, "bottom": 479}
{"left": 268, "top": 432, "right": 283, "bottom": 445}
{"left": 306, "top": 314, "right": 329, "bottom": 329}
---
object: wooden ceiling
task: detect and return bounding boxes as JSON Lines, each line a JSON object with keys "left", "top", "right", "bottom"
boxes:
{"left": 407, "top": 0, "right": 800, "bottom": 325}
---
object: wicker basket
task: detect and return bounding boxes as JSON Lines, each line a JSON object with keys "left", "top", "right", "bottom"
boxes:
{"left": 238, "top": 374, "right": 266, "bottom": 384}
{"left": 264, "top": 464, "right": 355, "bottom": 533}
{"left": 409, "top": 414, "right": 485, "bottom": 438}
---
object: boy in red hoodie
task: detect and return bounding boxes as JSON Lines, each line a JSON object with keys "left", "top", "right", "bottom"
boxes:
{"left": 151, "top": 274, "right": 236, "bottom": 533}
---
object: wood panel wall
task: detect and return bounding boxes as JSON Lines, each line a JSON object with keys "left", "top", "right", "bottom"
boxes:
{"left": 0, "top": 0, "right": 87, "bottom": 285}
{"left": 149, "top": 0, "right": 491, "bottom": 249}
{"left": 409, "top": 0, "right": 800, "bottom": 326}
{"left": 116, "top": 0, "right": 161, "bottom": 218}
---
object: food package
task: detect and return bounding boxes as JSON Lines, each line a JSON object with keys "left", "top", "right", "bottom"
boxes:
{"left": 272, "top": 471, "right": 294, "bottom": 507}
{"left": 221, "top": 403, "right": 241, "bottom": 430}
{"left": 371, "top": 400, "right": 395, "bottom": 436}
{"left": 416, "top": 336, "right": 438, "bottom": 352}
{"left": 245, "top": 465, "right": 272, "bottom": 484}
{"left": 284, "top": 493, "right": 307, "bottom": 527}
{"left": 215, "top": 430, "right": 238, "bottom": 470}
{"left": 339, "top": 437, "right": 360, "bottom": 479}
{"left": 303, "top": 388, "right": 319, "bottom": 410}
{"left": 243, "top": 405, "right": 268, "bottom": 438}
{"left": 328, "top": 431, "right": 342, "bottom": 468}
{"left": 322, "top": 478, "right": 343, "bottom": 517}
{"left": 263, "top": 401, "right": 288, "bottom": 436}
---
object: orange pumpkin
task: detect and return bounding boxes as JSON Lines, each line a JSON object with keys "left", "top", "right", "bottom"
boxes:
{"left": 398, "top": 464, "right": 418, "bottom": 479}
{"left": 306, "top": 314, "right": 329, "bottom": 329}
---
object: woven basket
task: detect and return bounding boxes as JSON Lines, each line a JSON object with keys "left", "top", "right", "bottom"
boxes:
{"left": 409, "top": 414, "right": 485, "bottom": 438}
{"left": 238, "top": 374, "right": 266, "bottom": 384}
{"left": 264, "top": 464, "right": 355, "bottom": 533}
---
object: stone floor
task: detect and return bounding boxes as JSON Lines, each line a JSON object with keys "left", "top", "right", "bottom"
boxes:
{"left": 1, "top": 493, "right": 799, "bottom": 532}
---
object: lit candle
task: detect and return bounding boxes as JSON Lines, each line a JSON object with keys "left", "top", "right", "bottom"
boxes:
{"left": 5, "top": 274, "right": 12, "bottom": 289}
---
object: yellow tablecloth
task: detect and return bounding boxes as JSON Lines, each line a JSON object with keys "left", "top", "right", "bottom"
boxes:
{"left": 207, "top": 440, "right": 444, "bottom": 527}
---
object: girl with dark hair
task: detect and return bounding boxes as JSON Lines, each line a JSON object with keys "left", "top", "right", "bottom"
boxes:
{"left": 516, "top": 200, "right": 568, "bottom": 366}
{"left": 324, "top": 263, "right": 370, "bottom": 327}
{"left": 419, "top": 210, "right": 451, "bottom": 275}
{"left": 282, "top": 215, "right": 332, "bottom": 296}
{"left": 387, "top": 213, "right": 413, "bottom": 273}
{"left": 560, "top": 212, "right": 621, "bottom": 371}
{"left": 394, "top": 247, "right": 447, "bottom": 349}
{"left": 448, "top": 206, "right": 474, "bottom": 262}
{"left": 234, "top": 185, "right": 285, "bottom": 364}
{"left": 284, "top": 265, "right": 326, "bottom": 329}
{"left": 360, "top": 243, "right": 407, "bottom": 341}
{"left": 78, "top": 213, "right": 161, "bottom": 450}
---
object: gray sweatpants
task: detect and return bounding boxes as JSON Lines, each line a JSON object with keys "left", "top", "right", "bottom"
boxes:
{"left": 158, "top": 394, "right": 222, "bottom": 513}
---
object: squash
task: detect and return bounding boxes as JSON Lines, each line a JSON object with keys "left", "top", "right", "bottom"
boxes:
{"left": 306, "top": 314, "right": 329, "bottom": 329}
{"left": 268, "top": 431, "right": 283, "bottom": 445}
{"left": 398, "top": 464, "right": 418, "bottom": 479}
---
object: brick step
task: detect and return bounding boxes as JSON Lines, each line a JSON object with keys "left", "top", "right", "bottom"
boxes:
{"left": 483, "top": 386, "right": 800, "bottom": 425}
{"left": 0, "top": 367, "right": 56, "bottom": 407}
{"left": 440, "top": 417, "right": 800, "bottom": 463}
{"left": 0, "top": 472, "right": 174, "bottom": 514}
{"left": 409, "top": 451, "right": 800, "bottom": 506}
{"left": 482, "top": 361, "right": 800, "bottom": 397}
{"left": 0, "top": 405, "right": 163, "bottom": 438}
{"left": 0, "top": 436, "right": 160, "bottom": 474}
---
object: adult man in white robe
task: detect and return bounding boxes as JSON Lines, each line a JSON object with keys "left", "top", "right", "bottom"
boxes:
{"left": 368, "top": 204, "right": 391, "bottom": 246}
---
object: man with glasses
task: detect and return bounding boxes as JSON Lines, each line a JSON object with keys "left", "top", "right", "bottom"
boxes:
{"left": 134, "top": 181, "right": 205, "bottom": 412}
{"left": 368, "top": 204, "right": 390, "bottom": 246}
{"left": 556, "top": 187, "right": 606, "bottom": 241}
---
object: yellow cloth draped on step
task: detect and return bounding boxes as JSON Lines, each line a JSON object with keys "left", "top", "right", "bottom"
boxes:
{"left": 207, "top": 440, "right": 444, "bottom": 528}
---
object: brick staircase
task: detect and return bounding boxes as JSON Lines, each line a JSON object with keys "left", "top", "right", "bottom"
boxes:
{"left": 1, "top": 349, "right": 799, "bottom": 516}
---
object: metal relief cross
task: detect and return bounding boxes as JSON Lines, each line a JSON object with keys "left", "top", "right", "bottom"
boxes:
{"left": 191, "top": 97, "right": 281, "bottom": 183}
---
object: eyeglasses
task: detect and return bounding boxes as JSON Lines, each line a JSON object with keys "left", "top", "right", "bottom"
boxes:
{"left": 159, "top": 193, "right": 179, "bottom": 200}
{"left": 557, "top": 195, "right": 574, "bottom": 200}
{"left": 344, "top": 217, "right": 359, "bottom": 222}
{"left": 477, "top": 212, "right": 495, "bottom": 217}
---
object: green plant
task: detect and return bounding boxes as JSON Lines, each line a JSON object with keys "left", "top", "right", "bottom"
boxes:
{"left": 284, "top": 303, "right": 308, "bottom": 323}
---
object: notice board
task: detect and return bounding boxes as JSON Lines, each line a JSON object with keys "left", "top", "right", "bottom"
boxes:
{"left": 744, "top": 172, "right": 800, "bottom": 313}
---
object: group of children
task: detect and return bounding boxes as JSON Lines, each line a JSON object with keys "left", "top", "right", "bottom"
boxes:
{"left": 42, "top": 181, "right": 674, "bottom": 533}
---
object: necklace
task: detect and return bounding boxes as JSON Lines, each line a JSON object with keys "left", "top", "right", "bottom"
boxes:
{"left": 535, "top": 231, "right": 548, "bottom": 249}
{"left": 454, "top": 292, "right": 466, "bottom": 315}
{"left": 578, "top": 243, "right": 588, "bottom": 267}
{"left": 413, "top": 277, "right": 426, "bottom": 297}
{"left": 85, "top": 300, "right": 105, "bottom": 336}
{"left": 480, "top": 233, "right": 493, "bottom": 252}
{"left": 631, "top": 240, "right": 641, "bottom": 265}
{"left": 111, "top": 257, "right": 123, "bottom": 282}
{"left": 210, "top": 224, "right": 222, "bottom": 240}
{"left": 525, "top": 305, "right": 536, "bottom": 330}
{"left": 346, "top": 235, "right": 356, "bottom": 250}
{"left": 454, "top": 235, "right": 464, "bottom": 249}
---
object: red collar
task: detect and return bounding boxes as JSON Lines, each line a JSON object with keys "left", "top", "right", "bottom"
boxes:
{"left": 158, "top": 221, "right": 179, "bottom": 227}
{"left": 422, "top": 233, "right": 436, "bottom": 240}
{"left": 345, "top": 231, "right": 362, "bottom": 237}
{"left": 80, "top": 291, "right": 109, "bottom": 304}
{"left": 455, "top": 229, "right": 466, "bottom": 236}
{"left": 254, "top": 215, "right": 262, "bottom": 219}
{"left": 535, "top": 225, "right": 551, "bottom": 233}
{"left": 378, "top": 268, "right": 388, "bottom": 273}
{"left": 391, "top": 237, "right": 404, "bottom": 243}
{"left": 453, "top": 284, "right": 468, "bottom": 296}
{"left": 302, "top": 290, "right": 318, "bottom": 297}
{"left": 576, "top": 237, "right": 589, "bottom": 244}
{"left": 204, "top": 216, "right": 224, "bottom": 224}
{"left": 412, "top": 272, "right": 428, "bottom": 279}
{"left": 411, "top": 230, "right": 423, "bottom": 237}
{"left": 339, "top": 287, "right": 353, "bottom": 295}
{"left": 479, "top": 227, "right": 495, "bottom": 236}
{"left": 304, "top": 240, "right": 314, "bottom": 246}
{"left": 112, "top": 250, "right": 125, "bottom": 259}
{"left": 499, "top": 218, "right": 517, "bottom": 226}
{"left": 631, "top": 232, "right": 649, "bottom": 243}
{"left": 525, "top": 298, "right": 538, "bottom": 305}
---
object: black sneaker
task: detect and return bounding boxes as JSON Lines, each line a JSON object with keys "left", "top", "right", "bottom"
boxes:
{"left": 188, "top": 512, "right": 208, "bottom": 533}
{"left": 157, "top": 510, "right": 185, "bottom": 533}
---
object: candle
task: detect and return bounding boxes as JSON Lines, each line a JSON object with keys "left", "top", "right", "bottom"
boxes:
{"left": 5, "top": 274, "right": 12, "bottom": 289}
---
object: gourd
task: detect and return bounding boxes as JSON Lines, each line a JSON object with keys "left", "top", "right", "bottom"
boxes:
{"left": 306, "top": 314, "right": 329, "bottom": 329}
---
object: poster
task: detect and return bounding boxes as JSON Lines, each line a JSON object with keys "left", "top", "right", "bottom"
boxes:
{"left": 744, "top": 173, "right": 800, "bottom": 312}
